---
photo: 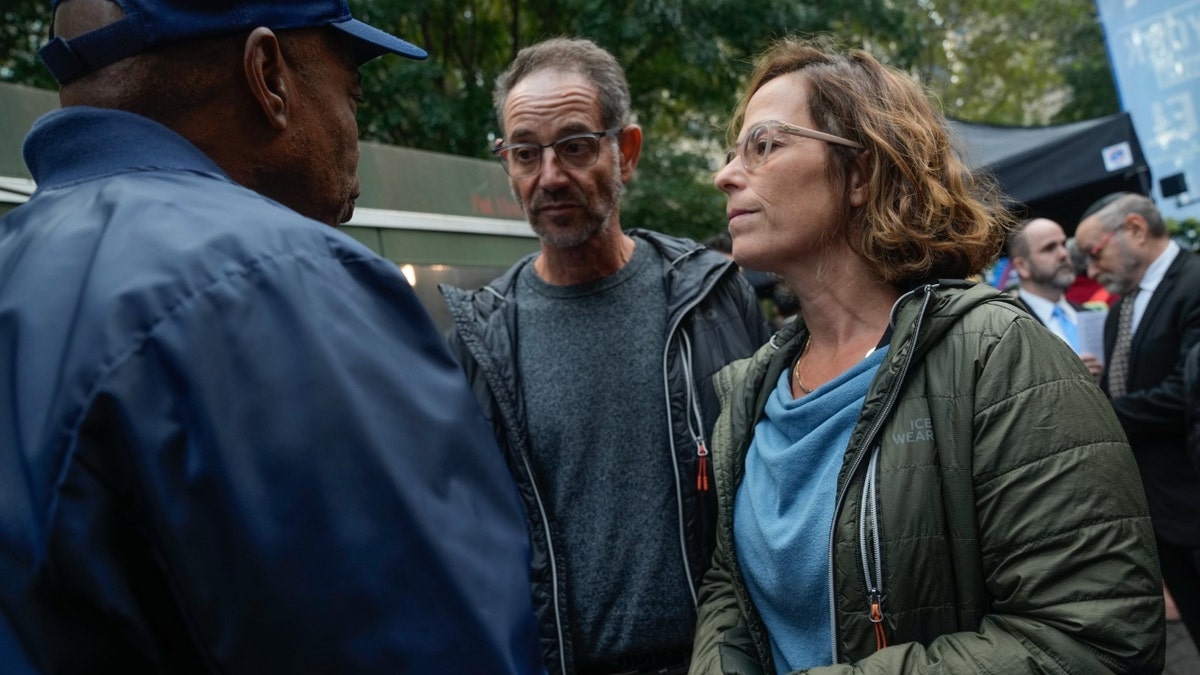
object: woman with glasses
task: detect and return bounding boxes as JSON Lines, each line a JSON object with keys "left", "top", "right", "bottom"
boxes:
{"left": 689, "top": 37, "right": 1164, "bottom": 674}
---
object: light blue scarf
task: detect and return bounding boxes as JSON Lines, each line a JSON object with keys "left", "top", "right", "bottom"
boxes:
{"left": 733, "top": 346, "right": 887, "bottom": 672}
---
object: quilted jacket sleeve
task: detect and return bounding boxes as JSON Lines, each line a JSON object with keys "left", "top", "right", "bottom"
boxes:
{"left": 691, "top": 512, "right": 764, "bottom": 675}
{"left": 691, "top": 357, "right": 770, "bottom": 675}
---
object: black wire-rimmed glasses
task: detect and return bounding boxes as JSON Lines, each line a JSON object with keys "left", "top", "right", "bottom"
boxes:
{"left": 725, "top": 120, "right": 861, "bottom": 171}
{"left": 493, "top": 128, "right": 622, "bottom": 178}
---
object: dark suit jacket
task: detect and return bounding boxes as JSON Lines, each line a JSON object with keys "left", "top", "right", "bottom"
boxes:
{"left": 1014, "top": 294, "right": 1084, "bottom": 324}
{"left": 1103, "top": 248, "right": 1200, "bottom": 545}
{"left": 1186, "top": 341, "right": 1200, "bottom": 476}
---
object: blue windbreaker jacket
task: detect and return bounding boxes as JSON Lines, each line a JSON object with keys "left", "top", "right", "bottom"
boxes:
{"left": 0, "top": 107, "right": 542, "bottom": 674}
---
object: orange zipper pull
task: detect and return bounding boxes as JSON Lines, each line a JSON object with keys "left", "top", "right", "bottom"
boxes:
{"left": 870, "top": 596, "right": 887, "bottom": 651}
{"left": 696, "top": 440, "right": 709, "bottom": 492}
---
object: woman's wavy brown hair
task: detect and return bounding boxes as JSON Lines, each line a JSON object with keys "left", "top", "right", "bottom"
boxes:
{"left": 729, "top": 37, "right": 1013, "bottom": 286}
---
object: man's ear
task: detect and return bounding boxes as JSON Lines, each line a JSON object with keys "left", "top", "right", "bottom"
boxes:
{"left": 243, "top": 27, "right": 289, "bottom": 131}
{"left": 1011, "top": 255, "right": 1031, "bottom": 280}
{"left": 1124, "top": 213, "right": 1149, "bottom": 244}
{"left": 618, "top": 125, "right": 643, "bottom": 183}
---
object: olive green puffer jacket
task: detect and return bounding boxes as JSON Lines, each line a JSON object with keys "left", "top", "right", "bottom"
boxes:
{"left": 690, "top": 281, "right": 1165, "bottom": 674}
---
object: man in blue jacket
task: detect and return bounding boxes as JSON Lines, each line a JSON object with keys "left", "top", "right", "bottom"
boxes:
{"left": 0, "top": 1, "right": 542, "bottom": 672}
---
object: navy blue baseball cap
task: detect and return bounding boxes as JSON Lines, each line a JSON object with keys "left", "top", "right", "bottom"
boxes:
{"left": 40, "top": 0, "right": 427, "bottom": 85}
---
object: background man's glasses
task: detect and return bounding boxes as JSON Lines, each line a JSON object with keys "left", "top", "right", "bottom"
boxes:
{"left": 1086, "top": 227, "right": 1119, "bottom": 263}
{"left": 726, "top": 120, "right": 861, "bottom": 171}
{"left": 493, "top": 128, "right": 622, "bottom": 178}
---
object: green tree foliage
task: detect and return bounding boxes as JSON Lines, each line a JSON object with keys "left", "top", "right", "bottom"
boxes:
{"left": 1, "top": 1, "right": 53, "bottom": 89}
{"left": 0, "top": 0, "right": 1122, "bottom": 240}
{"left": 1052, "top": 13, "right": 1119, "bottom": 123}
{"left": 1169, "top": 217, "right": 1200, "bottom": 252}
{"left": 841, "top": 0, "right": 1118, "bottom": 125}
{"left": 352, "top": 0, "right": 841, "bottom": 239}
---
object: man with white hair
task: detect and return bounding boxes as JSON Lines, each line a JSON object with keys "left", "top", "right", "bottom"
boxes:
{"left": 1075, "top": 191, "right": 1200, "bottom": 654}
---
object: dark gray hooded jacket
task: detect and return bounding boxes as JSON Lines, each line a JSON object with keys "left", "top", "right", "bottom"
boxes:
{"left": 440, "top": 229, "right": 771, "bottom": 674}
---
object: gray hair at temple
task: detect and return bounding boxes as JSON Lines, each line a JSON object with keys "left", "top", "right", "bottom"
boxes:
{"left": 1081, "top": 192, "right": 1167, "bottom": 238}
{"left": 492, "top": 37, "right": 632, "bottom": 133}
{"left": 1006, "top": 218, "right": 1038, "bottom": 260}
{"left": 1065, "top": 237, "right": 1088, "bottom": 275}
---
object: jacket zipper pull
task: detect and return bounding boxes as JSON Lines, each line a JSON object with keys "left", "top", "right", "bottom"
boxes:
{"left": 695, "top": 440, "right": 709, "bottom": 492}
{"left": 869, "top": 593, "right": 887, "bottom": 651}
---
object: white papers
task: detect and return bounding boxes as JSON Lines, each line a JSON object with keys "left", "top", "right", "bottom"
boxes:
{"left": 1077, "top": 310, "right": 1108, "bottom": 363}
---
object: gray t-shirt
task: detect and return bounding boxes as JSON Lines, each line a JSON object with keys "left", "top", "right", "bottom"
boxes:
{"left": 516, "top": 240, "right": 694, "bottom": 670}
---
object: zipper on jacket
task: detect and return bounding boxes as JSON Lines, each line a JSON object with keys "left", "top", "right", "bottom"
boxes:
{"left": 517, "top": 449, "right": 568, "bottom": 675}
{"left": 695, "top": 439, "right": 710, "bottom": 492}
{"left": 859, "top": 444, "right": 888, "bottom": 651}
{"left": 493, "top": 380, "right": 568, "bottom": 674}
{"left": 825, "top": 283, "right": 936, "bottom": 661}
{"left": 665, "top": 328, "right": 701, "bottom": 606}
{"left": 448, "top": 292, "right": 570, "bottom": 675}
{"left": 681, "top": 331, "right": 712, "bottom": 493}
{"left": 662, "top": 270, "right": 729, "bottom": 607}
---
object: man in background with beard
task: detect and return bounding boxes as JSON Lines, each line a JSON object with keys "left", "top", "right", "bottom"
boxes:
{"left": 1075, "top": 192, "right": 1200, "bottom": 656}
{"left": 1008, "top": 217, "right": 1104, "bottom": 379}
{"left": 439, "top": 37, "right": 770, "bottom": 675}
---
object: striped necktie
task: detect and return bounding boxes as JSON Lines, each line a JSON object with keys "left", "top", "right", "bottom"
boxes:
{"left": 1107, "top": 289, "right": 1139, "bottom": 398}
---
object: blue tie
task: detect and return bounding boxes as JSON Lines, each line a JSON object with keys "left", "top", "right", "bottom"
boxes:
{"left": 1052, "top": 305, "right": 1079, "bottom": 352}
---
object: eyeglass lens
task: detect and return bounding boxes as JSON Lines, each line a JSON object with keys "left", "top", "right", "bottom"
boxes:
{"left": 725, "top": 124, "right": 775, "bottom": 170}
{"left": 743, "top": 125, "right": 774, "bottom": 169}
{"left": 502, "top": 135, "right": 603, "bottom": 177}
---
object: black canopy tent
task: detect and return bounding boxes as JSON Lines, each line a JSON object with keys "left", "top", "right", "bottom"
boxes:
{"left": 948, "top": 112, "right": 1151, "bottom": 235}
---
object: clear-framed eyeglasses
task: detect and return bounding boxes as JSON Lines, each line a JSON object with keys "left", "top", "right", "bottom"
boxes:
{"left": 725, "top": 120, "right": 861, "bottom": 171}
{"left": 493, "top": 128, "right": 623, "bottom": 178}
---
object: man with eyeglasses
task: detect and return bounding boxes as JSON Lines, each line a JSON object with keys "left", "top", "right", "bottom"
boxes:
{"left": 440, "top": 37, "right": 770, "bottom": 675}
{"left": 1075, "top": 191, "right": 1200, "bottom": 654}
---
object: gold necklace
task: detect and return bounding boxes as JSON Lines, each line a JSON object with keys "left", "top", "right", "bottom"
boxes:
{"left": 793, "top": 336, "right": 813, "bottom": 395}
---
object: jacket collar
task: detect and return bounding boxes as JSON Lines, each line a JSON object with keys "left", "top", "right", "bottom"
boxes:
{"left": 755, "top": 281, "right": 1016, "bottom": 392}
{"left": 890, "top": 281, "right": 1018, "bottom": 361}
{"left": 23, "top": 107, "right": 232, "bottom": 191}
{"left": 476, "top": 229, "right": 736, "bottom": 316}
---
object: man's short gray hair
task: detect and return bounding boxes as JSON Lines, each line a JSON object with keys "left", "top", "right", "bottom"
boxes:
{"left": 1088, "top": 193, "right": 1167, "bottom": 238}
{"left": 493, "top": 37, "right": 632, "bottom": 135}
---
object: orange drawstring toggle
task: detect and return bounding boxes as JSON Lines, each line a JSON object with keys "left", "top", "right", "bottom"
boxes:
{"left": 870, "top": 599, "right": 887, "bottom": 651}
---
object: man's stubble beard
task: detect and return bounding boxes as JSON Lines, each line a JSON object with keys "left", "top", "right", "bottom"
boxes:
{"left": 1030, "top": 261, "right": 1077, "bottom": 294}
{"left": 517, "top": 156, "right": 625, "bottom": 250}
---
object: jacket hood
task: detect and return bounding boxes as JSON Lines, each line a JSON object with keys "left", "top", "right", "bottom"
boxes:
{"left": 890, "top": 281, "right": 1023, "bottom": 364}
{"left": 439, "top": 229, "right": 737, "bottom": 322}
{"left": 764, "top": 280, "right": 1017, "bottom": 351}
{"left": 735, "top": 280, "right": 1020, "bottom": 417}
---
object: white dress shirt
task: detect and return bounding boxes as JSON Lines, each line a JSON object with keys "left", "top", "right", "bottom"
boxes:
{"left": 1130, "top": 240, "right": 1180, "bottom": 334}
{"left": 1018, "top": 290, "right": 1078, "bottom": 348}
